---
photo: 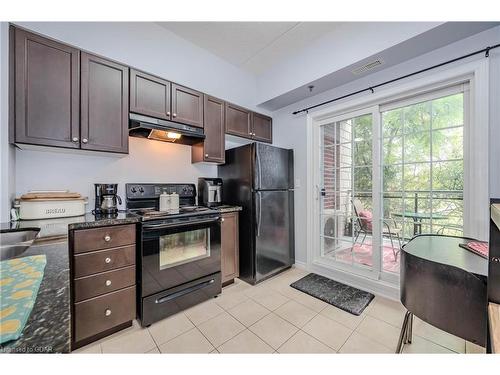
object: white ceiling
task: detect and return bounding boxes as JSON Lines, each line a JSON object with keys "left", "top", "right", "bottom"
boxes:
{"left": 156, "top": 22, "right": 341, "bottom": 75}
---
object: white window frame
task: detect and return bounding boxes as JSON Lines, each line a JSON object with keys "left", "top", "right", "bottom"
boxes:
{"left": 306, "top": 59, "right": 489, "bottom": 299}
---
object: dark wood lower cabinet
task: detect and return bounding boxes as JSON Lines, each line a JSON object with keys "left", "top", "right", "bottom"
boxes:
{"left": 192, "top": 95, "right": 225, "bottom": 164}
{"left": 221, "top": 211, "right": 240, "bottom": 285}
{"left": 70, "top": 224, "right": 137, "bottom": 350}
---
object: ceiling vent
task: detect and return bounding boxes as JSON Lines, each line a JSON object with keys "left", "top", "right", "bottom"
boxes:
{"left": 351, "top": 59, "right": 384, "bottom": 75}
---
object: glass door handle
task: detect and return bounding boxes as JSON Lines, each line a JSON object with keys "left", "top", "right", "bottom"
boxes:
{"left": 320, "top": 188, "right": 326, "bottom": 197}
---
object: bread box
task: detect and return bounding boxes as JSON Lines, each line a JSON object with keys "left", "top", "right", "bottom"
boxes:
{"left": 15, "top": 191, "right": 88, "bottom": 220}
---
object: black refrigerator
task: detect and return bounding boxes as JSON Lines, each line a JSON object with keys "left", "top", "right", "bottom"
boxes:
{"left": 218, "top": 142, "right": 295, "bottom": 284}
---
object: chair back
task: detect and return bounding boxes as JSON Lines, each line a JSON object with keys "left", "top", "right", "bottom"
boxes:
{"left": 352, "top": 199, "right": 367, "bottom": 230}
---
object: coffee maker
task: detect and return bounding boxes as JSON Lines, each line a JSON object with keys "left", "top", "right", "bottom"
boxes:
{"left": 94, "top": 184, "right": 122, "bottom": 215}
{"left": 198, "top": 178, "right": 222, "bottom": 207}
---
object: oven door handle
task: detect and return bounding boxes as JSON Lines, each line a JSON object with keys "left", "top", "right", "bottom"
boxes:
{"left": 155, "top": 278, "right": 215, "bottom": 304}
{"left": 143, "top": 217, "right": 220, "bottom": 231}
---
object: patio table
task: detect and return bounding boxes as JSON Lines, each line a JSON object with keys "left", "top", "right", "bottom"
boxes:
{"left": 392, "top": 211, "right": 447, "bottom": 235}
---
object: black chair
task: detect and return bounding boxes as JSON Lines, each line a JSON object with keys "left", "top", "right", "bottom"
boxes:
{"left": 352, "top": 199, "right": 403, "bottom": 261}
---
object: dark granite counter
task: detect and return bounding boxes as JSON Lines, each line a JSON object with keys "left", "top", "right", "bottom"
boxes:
{"left": 67, "top": 212, "right": 140, "bottom": 230}
{"left": 0, "top": 237, "right": 70, "bottom": 353}
{"left": 215, "top": 205, "right": 242, "bottom": 214}
{"left": 0, "top": 212, "right": 140, "bottom": 353}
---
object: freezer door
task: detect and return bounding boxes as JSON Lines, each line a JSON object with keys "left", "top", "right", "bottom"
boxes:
{"left": 254, "top": 143, "right": 293, "bottom": 190}
{"left": 254, "top": 190, "right": 294, "bottom": 282}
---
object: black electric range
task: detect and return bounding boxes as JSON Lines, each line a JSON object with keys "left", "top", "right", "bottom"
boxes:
{"left": 126, "top": 183, "right": 222, "bottom": 327}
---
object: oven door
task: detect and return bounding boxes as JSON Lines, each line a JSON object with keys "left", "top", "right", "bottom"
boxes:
{"left": 140, "top": 215, "right": 221, "bottom": 297}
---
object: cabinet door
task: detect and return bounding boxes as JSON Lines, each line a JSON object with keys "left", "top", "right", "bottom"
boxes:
{"left": 13, "top": 27, "right": 80, "bottom": 148}
{"left": 201, "top": 95, "right": 225, "bottom": 163}
{"left": 221, "top": 212, "right": 239, "bottom": 284}
{"left": 130, "top": 69, "right": 171, "bottom": 120}
{"left": 81, "top": 53, "right": 129, "bottom": 154}
{"left": 252, "top": 112, "right": 273, "bottom": 143}
{"left": 225, "top": 103, "right": 252, "bottom": 139}
{"left": 171, "top": 83, "right": 204, "bottom": 128}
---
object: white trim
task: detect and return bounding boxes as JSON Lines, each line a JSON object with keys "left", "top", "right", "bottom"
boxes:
{"left": 306, "top": 58, "right": 489, "bottom": 293}
{"left": 292, "top": 260, "right": 307, "bottom": 270}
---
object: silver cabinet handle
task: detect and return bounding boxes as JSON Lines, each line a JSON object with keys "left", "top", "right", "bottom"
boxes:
{"left": 166, "top": 111, "right": 171, "bottom": 116}
{"left": 105, "top": 280, "right": 112, "bottom": 287}
{"left": 104, "top": 235, "right": 111, "bottom": 242}
{"left": 105, "top": 257, "right": 111, "bottom": 264}
{"left": 221, "top": 217, "right": 225, "bottom": 222}
{"left": 82, "top": 138, "right": 88, "bottom": 144}
{"left": 72, "top": 137, "right": 79, "bottom": 142}
{"left": 172, "top": 113, "right": 177, "bottom": 118}
{"left": 205, "top": 153, "right": 209, "bottom": 157}
{"left": 105, "top": 309, "right": 112, "bottom": 317}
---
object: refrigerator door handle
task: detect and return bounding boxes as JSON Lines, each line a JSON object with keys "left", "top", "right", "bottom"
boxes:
{"left": 256, "top": 146, "right": 262, "bottom": 190}
{"left": 256, "top": 191, "right": 262, "bottom": 237}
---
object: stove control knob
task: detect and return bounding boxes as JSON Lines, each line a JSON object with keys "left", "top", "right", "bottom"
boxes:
{"left": 130, "top": 187, "right": 137, "bottom": 193}
{"left": 138, "top": 187, "right": 144, "bottom": 193}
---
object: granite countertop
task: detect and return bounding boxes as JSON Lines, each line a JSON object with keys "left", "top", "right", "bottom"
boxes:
{"left": 0, "top": 211, "right": 140, "bottom": 353}
{"left": 216, "top": 205, "right": 242, "bottom": 214}
{"left": 67, "top": 212, "right": 140, "bottom": 230}
{"left": 0, "top": 237, "right": 70, "bottom": 353}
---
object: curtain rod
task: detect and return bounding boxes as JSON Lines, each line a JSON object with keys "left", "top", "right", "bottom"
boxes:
{"left": 292, "top": 43, "right": 500, "bottom": 115}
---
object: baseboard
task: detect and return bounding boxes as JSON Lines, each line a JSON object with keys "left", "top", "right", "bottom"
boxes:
{"left": 292, "top": 260, "right": 307, "bottom": 270}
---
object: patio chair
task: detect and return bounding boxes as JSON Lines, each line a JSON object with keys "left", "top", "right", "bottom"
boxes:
{"left": 352, "top": 199, "right": 402, "bottom": 261}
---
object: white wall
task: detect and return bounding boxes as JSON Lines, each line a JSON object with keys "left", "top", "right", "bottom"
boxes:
{"left": 0, "top": 22, "right": 265, "bottom": 219}
{"left": 272, "top": 25, "right": 500, "bottom": 264}
{"left": 15, "top": 138, "right": 215, "bottom": 211}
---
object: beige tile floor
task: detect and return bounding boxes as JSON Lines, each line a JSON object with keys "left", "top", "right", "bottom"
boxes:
{"left": 73, "top": 267, "right": 486, "bottom": 354}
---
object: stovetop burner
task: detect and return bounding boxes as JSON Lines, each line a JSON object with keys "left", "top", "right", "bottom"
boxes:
{"left": 129, "top": 205, "right": 215, "bottom": 221}
{"left": 125, "top": 183, "right": 218, "bottom": 222}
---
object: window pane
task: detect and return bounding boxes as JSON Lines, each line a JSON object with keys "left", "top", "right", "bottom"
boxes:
{"left": 382, "top": 108, "right": 403, "bottom": 138}
{"left": 431, "top": 93, "right": 464, "bottom": 129}
{"left": 354, "top": 167, "right": 372, "bottom": 192}
{"left": 383, "top": 166, "right": 402, "bottom": 192}
{"left": 354, "top": 114, "right": 372, "bottom": 141}
{"left": 353, "top": 141, "right": 372, "bottom": 166}
{"left": 433, "top": 160, "right": 463, "bottom": 191}
{"left": 432, "top": 127, "right": 463, "bottom": 161}
{"left": 383, "top": 136, "right": 402, "bottom": 165}
{"left": 404, "top": 102, "right": 431, "bottom": 134}
{"left": 404, "top": 163, "right": 431, "bottom": 191}
{"left": 404, "top": 132, "right": 431, "bottom": 163}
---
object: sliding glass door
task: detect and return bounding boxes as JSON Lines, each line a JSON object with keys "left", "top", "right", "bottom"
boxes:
{"left": 317, "top": 108, "right": 381, "bottom": 279}
{"left": 313, "top": 84, "right": 467, "bottom": 284}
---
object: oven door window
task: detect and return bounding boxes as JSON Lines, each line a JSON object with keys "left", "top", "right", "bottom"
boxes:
{"left": 159, "top": 228, "right": 210, "bottom": 270}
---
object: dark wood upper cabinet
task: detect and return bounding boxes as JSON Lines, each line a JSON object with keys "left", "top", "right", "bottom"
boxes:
{"left": 80, "top": 52, "right": 129, "bottom": 154}
{"left": 171, "top": 83, "right": 204, "bottom": 128}
{"left": 130, "top": 69, "right": 171, "bottom": 120}
{"left": 192, "top": 95, "right": 225, "bottom": 164}
{"left": 252, "top": 112, "right": 273, "bottom": 143}
{"left": 225, "top": 103, "right": 252, "bottom": 138}
{"left": 13, "top": 27, "right": 80, "bottom": 148}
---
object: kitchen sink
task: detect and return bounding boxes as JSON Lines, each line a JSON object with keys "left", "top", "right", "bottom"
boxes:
{"left": 0, "top": 229, "right": 40, "bottom": 261}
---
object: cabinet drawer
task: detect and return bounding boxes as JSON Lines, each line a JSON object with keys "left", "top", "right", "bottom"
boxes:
{"left": 74, "top": 286, "right": 136, "bottom": 342}
{"left": 73, "top": 224, "right": 136, "bottom": 254}
{"left": 74, "top": 245, "right": 135, "bottom": 278}
{"left": 74, "top": 265, "right": 136, "bottom": 302}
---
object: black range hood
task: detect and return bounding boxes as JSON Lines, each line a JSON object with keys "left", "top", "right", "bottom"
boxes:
{"left": 129, "top": 113, "right": 205, "bottom": 145}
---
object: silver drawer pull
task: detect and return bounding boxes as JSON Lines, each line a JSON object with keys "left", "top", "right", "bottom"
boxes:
{"left": 172, "top": 113, "right": 177, "bottom": 118}
{"left": 105, "top": 280, "right": 112, "bottom": 286}
{"left": 104, "top": 235, "right": 111, "bottom": 242}
{"left": 105, "top": 257, "right": 111, "bottom": 264}
{"left": 105, "top": 309, "right": 112, "bottom": 317}
{"left": 221, "top": 218, "right": 225, "bottom": 222}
